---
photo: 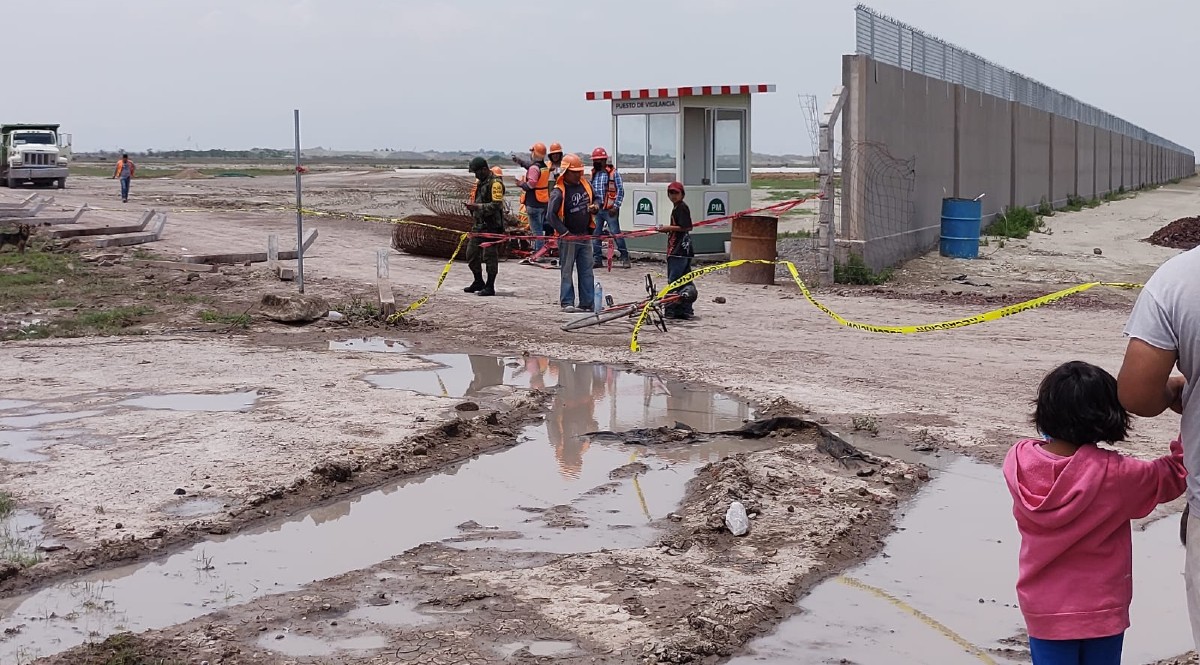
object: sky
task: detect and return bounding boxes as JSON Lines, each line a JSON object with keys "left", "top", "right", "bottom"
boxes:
{"left": 8, "top": 0, "right": 1196, "bottom": 155}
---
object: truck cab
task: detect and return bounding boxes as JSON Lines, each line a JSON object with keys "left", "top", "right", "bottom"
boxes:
{"left": 1, "top": 124, "right": 70, "bottom": 189}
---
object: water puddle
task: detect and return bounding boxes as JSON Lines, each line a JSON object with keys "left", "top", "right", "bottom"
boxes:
{"left": 0, "top": 400, "right": 37, "bottom": 412}
{"left": 255, "top": 632, "right": 388, "bottom": 657}
{"left": 0, "top": 354, "right": 757, "bottom": 661}
{"left": 119, "top": 391, "right": 260, "bottom": 413}
{"left": 0, "top": 429, "right": 80, "bottom": 464}
{"left": 159, "top": 498, "right": 225, "bottom": 519}
{"left": 730, "top": 456, "right": 1191, "bottom": 664}
{"left": 1, "top": 511, "right": 59, "bottom": 565}
{"left": 329, "top": 337, "right": 408, "bottom": 354}
{"left": 343, "top": 599, "right": 433, "bottom": 627}
{"left": 499, "top": 640, "right": 578, "bottom": 658}
{"left": 0, "top": 411, "right": 104, "bottom": 429}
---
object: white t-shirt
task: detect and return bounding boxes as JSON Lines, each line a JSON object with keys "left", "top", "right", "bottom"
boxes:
{"left": 1125, "top": 246, "right": 1200, "bottom": 509}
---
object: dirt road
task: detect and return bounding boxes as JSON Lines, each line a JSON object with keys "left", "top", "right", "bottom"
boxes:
{"left": 0, "top": 171, "right": 1195, "bottom": 663}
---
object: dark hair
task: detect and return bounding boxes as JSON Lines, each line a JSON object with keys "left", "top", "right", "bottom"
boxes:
{"left": 1034, "top": 361, "right": 1130, "bottom": 445}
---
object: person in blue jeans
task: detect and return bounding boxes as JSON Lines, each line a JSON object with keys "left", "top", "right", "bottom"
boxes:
{"left": 546, "top": 154, "right": 598, "bottom": 313}
{"left": 589, "top": 147, "right": 630, "bottom": 269}
{"left": 112, "top": 153, "right": 136, "bottom": 203}
{"left": 513, "top": 143, "right": 551, "bottom": 258}
{"left": 657, "top": 181, "right": 695, "bottom": 319}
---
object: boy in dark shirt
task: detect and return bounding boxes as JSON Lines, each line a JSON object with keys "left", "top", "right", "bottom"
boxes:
{"left": 657, "top": 181, "right": 695, "bottom": 319}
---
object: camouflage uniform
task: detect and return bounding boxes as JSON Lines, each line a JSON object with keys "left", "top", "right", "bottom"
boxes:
{"left": 464, "top": 157, "right": 506, "bottom": 296}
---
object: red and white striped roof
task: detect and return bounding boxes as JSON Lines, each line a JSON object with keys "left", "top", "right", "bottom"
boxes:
{"left": 586, "top": 84, "right": 776, "bottom": 101}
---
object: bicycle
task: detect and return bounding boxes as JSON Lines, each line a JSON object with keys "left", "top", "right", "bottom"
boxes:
{"left": 561, "top": 274, "right": 693, "bottom": 333}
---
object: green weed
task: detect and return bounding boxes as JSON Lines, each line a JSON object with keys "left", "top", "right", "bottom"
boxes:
{"left": 0, "top": 493, "right": 14, "bottom": 519}
{"left": 778, "top": 230, "right": 813, "bottom": 239}
{"left": 834, "top": 255, "right": 892, "bottom": 285}
{"left": 1036, "top": 197, "right": 1055, "bottom": 217}
{"left": 985, "top": 206, "right": 1045, "bottom": 239}
{"left": 199, "top": 310, "right": 251, "bottom": 329}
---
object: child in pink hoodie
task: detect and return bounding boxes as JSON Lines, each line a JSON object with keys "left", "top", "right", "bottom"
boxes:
{"left": 1005, "top": 361, "right": 1186, "bottom": 665}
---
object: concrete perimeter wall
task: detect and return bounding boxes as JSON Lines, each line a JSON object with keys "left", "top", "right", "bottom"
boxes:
{"left": 842, "top": 55, "right": 1197, "bottom": 269}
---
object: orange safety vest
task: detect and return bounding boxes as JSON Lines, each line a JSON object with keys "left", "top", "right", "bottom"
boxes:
{"left": 114, "top": 159, "right": 135, "bottom": 178}
{"left": 525, "top": 162, "right": 550, "bottom": 205}
{"left": 593, "top": 164, "right": 619, "bottom": 210}
{"left": 554, "top": 178, "right": 595, "bottom": 231}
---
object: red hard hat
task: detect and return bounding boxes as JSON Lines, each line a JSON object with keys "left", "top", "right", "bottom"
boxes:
{"left": 590, "top": 147, "right": 609, "bottom": 161}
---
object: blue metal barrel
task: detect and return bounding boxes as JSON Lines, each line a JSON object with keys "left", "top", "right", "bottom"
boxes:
{"left": 939, "top": 197, "right": 982, "bottom": 259}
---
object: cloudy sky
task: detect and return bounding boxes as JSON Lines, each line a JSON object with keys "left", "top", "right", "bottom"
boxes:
{"left": 8, "top": 0, "right": 1194, "bottom": 155}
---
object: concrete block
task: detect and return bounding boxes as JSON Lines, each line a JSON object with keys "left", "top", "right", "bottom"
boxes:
{"left": 1050, "top": 115, "right": 1076, "bottom": 206}
{"left": 955, "top": 87, "right": 1011, "bottom": 220}
{"left": 1013, "top": 106, "right": 1051, "bottom": 209}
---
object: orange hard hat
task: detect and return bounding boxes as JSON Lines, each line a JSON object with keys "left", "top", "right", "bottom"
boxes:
{"left": 490, "top": 166, "right": 504, "bottom": 177}
{"left": 561, "top": 153, "right": 585, "bottom": 173}
{"left": 549, "top": 142, "right": 564, "bottom": 155}
{"left": 590, "top": 147, "right": 609, "bottom": 161}
{"left": 530, "top": 142, "right": 547, "bottom": 158}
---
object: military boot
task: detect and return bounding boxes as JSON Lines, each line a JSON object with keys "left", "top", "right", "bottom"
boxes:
{"left": 463, "top": 269, "right": 485, "bottom": 293}
{"left": 477, "top": 270, "right": 497, "bottom": 297}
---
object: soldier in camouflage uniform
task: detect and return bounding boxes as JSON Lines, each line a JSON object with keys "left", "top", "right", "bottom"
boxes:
{"left": 463, "top": 156, "right": 506, "bottom": 297}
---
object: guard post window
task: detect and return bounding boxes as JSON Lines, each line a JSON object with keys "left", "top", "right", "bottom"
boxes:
{"left": 714, "top": 109, "right": 747, "bottom": 184}
{"left": 616, "top": 114, "right": 647, "bottom": 184}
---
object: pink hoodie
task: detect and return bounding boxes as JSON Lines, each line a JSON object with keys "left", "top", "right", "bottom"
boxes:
{"left": 1003, "top": 438, "right": 1186, "bottom": 640}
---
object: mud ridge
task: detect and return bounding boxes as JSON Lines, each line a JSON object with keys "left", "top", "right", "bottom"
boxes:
{"left": 0, "top": 392, "right": 549, "bottom": 596}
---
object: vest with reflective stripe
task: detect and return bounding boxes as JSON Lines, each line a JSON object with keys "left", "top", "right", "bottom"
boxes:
{"left": 554, "top": 178, "right": 594, "bottom": 234}
{"left": 594, "top": 164, "right": 619, "bottom": 210}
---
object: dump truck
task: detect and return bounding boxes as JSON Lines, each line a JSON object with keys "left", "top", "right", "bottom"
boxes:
{"left": 1, "top": 124, "right": 71, "bottom": 189}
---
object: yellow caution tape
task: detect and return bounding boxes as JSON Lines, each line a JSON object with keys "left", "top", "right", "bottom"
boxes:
{"left": 629, "top": 451, "right": 651, "bottom": 521}
{"left": 837, "top": 576, "right": 998, "bottom": 664}
{"left": 385, "top": 232, "right": 469, "bottom": 323}
{"left": 629, "top": 258, "right": 1143, "bottom": 351}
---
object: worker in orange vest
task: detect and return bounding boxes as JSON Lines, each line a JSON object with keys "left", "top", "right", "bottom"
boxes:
{"left": 546, "top": 154, "right": 599, "bottom": 313}
{"left": 112, "top": 153, "right": 136, "bottom": 203}
{"left": 589, "top": 147, "right": 629, "bottom": 269}
{"left": 513, "top": 142, "right": 551, "bottom": 256}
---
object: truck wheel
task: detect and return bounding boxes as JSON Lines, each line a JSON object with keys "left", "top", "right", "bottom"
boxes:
{"left": 6, "top": 178, "right": 16, "bottom": 189}
{"left": 57, "top": 178, "right": 66, "bottom": 190}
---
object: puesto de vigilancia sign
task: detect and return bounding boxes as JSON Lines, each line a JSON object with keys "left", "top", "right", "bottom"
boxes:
{"left": 612, "top": 98, "right": 680, "bottom": 115}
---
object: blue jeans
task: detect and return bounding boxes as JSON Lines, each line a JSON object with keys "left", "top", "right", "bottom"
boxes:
{"left": 559, "top": 240, "right": 595, "bottom": 309}
{"left": 119, "top": 177, "right": 131, "bottom": 201}
{"left": 1028, "top": 633, "right": 1123, "bottom": 665}
{"left": 526, "top": 205, "right": 547, "bottom": 252}
{"left": 666, "top": 255, "right": 694, "bottom": 317}
{"left": 592, "top": 209, "right": 628, "bottom": 262}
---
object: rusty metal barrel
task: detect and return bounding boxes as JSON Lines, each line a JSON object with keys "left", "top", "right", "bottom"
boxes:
{"left": 729, "top": 214, "right": 778, "bottom": 285}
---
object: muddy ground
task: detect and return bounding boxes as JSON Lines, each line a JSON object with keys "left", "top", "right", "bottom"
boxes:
{"left": 0, "top": 169, "right": 1196, "bottom": 663}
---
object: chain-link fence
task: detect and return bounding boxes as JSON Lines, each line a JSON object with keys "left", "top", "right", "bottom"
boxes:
{"left": 855, "top": 4, "right": 1193, "bottom": 156}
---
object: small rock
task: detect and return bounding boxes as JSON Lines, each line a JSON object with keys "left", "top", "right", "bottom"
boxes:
{"left": 115, "top": 523, "right": 124, "bottom": 530}
{"left": 455, "top": 402, "right": 480, "bottom": 412}
{"left": 202, "top": 484, "right": 212, "bottom": 490}
{"left": 713, "top": 296, "right": 727, "bottom": 304}
{"left": 787, "top": 505, "right": 796, "bottom": 513}
{"left": 174, "top": 488, "right": 187, "bottom": 496}
{"left": 1093, "top": 247, "right": 1103, "bottom": 256}
{"left": 978, "top": 598, "right": 986, "bottom": 604}
{"left": 856, "top": 468, "right": 876, "bottom": 478}
{"left": 258, "top": 626, "right": 268, "bottom": 632}
{"left": 149, "top": 528, "right": 167, "bottom": 539}
{"left": 326, "top": 310, "right": 346, "bottom": 322}
{"left": 275, "top": 634, "right": 285, "bottom": 640}
{"left": 55, "top": 279, "right": 65, "bottom": 285}
{"left": 667, "top": 513, "right": 682, "bottom": 522}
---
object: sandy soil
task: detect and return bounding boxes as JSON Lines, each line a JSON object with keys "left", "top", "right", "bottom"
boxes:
{"left": 1, "top": 171, "right": 1196, "bottom": 662}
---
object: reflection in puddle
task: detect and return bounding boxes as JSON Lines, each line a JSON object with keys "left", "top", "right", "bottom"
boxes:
{"left": 499, "top": 640, "right": 578, "bottom": 657}
{"left": 730, "top": 457, "right": 1191, "bottom": 665}
{"left": 370, "top": 354, "right": 752, "bottom": 479}
{"left": 255, "top": 632, "right": 388, "bottom": 657}
{"left": 160, "top": 498, "right": 225, "bottom": 519}
{"left": 329, "top": 337, "right": 408, "bottom": 354}
{"left": 120, "top": 391, "right": 260, "bottom": 413}
{"left": 0, "top": 355, "right": 758, "bottom": 661}
{"left": 0, "top": 411, "right": 104, "bottom": 428}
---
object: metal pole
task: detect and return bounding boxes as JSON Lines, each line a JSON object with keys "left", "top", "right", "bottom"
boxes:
{"left": 294, "top": 109, "right": 305, "bottom": 294}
